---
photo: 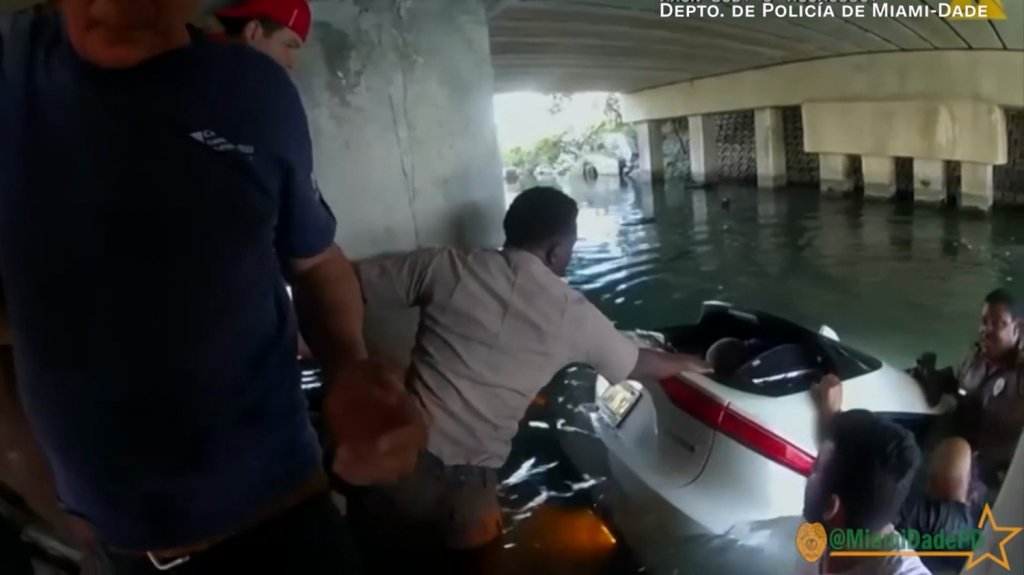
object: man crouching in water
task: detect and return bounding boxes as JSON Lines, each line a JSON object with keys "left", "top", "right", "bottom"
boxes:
{"left": 349, "top": 187, "right": 710, "bottom": 573}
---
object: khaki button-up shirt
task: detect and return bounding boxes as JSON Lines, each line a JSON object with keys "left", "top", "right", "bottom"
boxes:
{"left": 357, "top": 247, "right": 640, "bottom": 468}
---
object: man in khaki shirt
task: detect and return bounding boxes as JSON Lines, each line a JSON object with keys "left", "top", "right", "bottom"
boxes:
{"left": 351, "top": 186, "right": 708, "bottom": 570}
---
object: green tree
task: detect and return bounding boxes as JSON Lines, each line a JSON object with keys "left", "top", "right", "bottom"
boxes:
{"left": 504, "top": 93, "right": 637, "bottom": 174}
{"left": 503, "top": 146, "right": 531, "bottom": 168}
{"left": 534, "top": 134, "right": 571, "bottom": 166}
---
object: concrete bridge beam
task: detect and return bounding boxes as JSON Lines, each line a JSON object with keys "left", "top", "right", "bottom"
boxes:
{"left": 820, "top": 154, "right": 854, "bottom": 195}
{"left": 636, "top": 121, "right": 665, "bottom": 182}
{"left": 862, "top": 156, "right": 896, "bottom": 200}
{"left": 688, "top": 115, "right": 719, "bottom": 186}
{"left": 961, "top": 163, "right": 995, "bottom": 212}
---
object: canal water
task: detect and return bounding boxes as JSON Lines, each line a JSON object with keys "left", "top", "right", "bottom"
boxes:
{"left": 495, "top": 176, "right": 1024, "bottom": 575}
{"left": 565, "top": 177, "right": 1022, "bottom": 370}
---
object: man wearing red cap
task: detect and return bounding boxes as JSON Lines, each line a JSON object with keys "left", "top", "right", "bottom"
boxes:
{"left": 213, "top": 0, "right": 311, "bottom": 71}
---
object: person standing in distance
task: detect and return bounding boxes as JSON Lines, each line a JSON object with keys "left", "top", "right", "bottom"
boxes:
{"left": 1, "top": 1, "right": 425, "bottom": 573}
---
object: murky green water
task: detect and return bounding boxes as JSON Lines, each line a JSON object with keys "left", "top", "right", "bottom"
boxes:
{"left": 555, "top": 177, "right": 1024, "bottom": 369}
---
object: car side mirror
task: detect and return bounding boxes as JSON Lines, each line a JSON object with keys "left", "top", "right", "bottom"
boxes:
{"left": 819, "top": 325, "right": 840, "bottom": 341}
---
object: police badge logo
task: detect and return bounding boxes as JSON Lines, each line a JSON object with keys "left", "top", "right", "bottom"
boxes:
{"left": 796, "top": 522, "right": 828, "bottom": 563}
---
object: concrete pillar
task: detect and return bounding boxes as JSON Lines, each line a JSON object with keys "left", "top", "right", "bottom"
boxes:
{"left": 961, "top": 162, "right": 994, "bottom": 211}
{"left": 688, "top": 115, "right": 719, "bottom": 185}
{"left": 296, "top": 0, "right": 504, "bottom": 257}
{"left": 754, "top": 108, "right": 787, "bottom": 189}
{"left": 913, "top": 159, "right": 946, "bottom": 203}
{"left": 636, "top": 121, "right": 665, "bottom": 182}
{"left": 861, "top": 156, "right": 896, "bottom": 199}
{"left": 295, "top": 0, "right": 506, "bottom": 364}
{"left": 819, "top": 154, "right": 854, "bottom": 195}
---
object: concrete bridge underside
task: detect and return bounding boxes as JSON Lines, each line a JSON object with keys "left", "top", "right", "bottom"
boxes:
{"left": 486, "top": 0, "right": 1024, "bottom": 211}
{"left": 487, "top": 0, "right": 1023, "bottom": 93}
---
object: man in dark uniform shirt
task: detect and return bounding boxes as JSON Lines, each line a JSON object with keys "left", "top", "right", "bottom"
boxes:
{"left": 1, "top": 1, "right": 425, "bottom": 572}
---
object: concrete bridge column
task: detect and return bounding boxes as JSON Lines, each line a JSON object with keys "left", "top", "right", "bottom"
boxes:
{"left": 296, "top": 0, "right": 504, "bottom": 259}
{"left": 819, "top": 154, "right": 854, "bottom": 195}
{"left": 636, "top": 121, "right": 665, "bottom": 182}
{"left": 961, "top": 163, "right": 994, "bottom": 211}
{"left": 294, "top": 0, "right": 506, "bottom": 364}
{"left": 754, "top": 108, "right": 786, "bottom": 189}
{"left": 861, "top": 156, "right": 896, "bottom": 199}
{"left": 688, "top": 115, "right": 719, "bottom": 185}
{"left": 913, "top": 159, "right": 947, "bottom": 203}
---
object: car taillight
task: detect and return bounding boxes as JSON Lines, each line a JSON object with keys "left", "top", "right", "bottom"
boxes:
{"left": 660, "top": 376, "right": 816, "bottom": 477}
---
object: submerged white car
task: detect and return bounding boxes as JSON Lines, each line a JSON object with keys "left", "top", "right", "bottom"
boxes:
{"left": 569, "top": 301, "right": 945, "bottom": 535}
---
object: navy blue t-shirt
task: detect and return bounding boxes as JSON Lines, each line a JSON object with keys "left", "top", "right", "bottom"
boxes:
{"left": 0, "top": 14, "right": 336, "bottom": 549}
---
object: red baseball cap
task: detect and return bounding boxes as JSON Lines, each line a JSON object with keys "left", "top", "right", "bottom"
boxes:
{"left": 216, "top": 0, "right": 312, "bottom": 42}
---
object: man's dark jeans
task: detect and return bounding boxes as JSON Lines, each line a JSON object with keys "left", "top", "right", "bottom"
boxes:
{"left": 106, "top": 493, "right": 360, "bottom": 574}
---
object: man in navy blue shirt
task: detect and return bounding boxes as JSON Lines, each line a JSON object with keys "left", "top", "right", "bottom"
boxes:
{"left": 0, "top": 1, "right": 426, "bottom": 572}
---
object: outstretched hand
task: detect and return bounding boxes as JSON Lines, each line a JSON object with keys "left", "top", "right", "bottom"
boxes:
{"left": 811, "top": 373, "right": 843, "bottom": 417}
{"left": 683, "top": 354, "right": 714, "bottom": 375}
{"left": 322, "top": 359, "right": 427, "bottom": 486}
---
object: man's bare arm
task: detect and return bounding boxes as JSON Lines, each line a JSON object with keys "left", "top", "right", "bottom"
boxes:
{"left": 811, "top": 374, "right": 843, "bottom": 447}
{"left": 290, "top": 244, "right": 367, "bottom": 375}
{"left": 628, "top": 349, "right": 710, "bottom": 381}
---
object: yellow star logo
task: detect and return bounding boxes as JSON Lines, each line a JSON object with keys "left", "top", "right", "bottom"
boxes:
{"left": 947, "top": 0, "right": 1008, "bottom": 20}
{"left": 965, "top": 504, "right": 1023, "bottom": 571}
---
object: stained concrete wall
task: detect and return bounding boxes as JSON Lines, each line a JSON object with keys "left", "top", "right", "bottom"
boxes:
{"left": 662, "top": 120, "right": 691, "bottom": 180}
{"left": 621, "top": 51, "right": 1024, "bottom": 122}
{"left": 802, "top": 100, "right": 1007, "bottom": 165}
{"left": 660, "top": 112, "right": 756, "bottom": 183}
{"left": 783, "top": 107, "right": 819, "bottom": 187}
{"left": 295, "top": 0, "right": 505, "bottom": 259}
{"left": 995, "top": 109, "right": 1024, "bottom": 204}
{"left": 717, "top": 111, "right": 756, "bottom": 183}
{"left": 290, "top": 0, "right": 505, "bottom": 363}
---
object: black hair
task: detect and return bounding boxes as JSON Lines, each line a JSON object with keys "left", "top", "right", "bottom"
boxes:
{"left": 984, "top": 289, "right": 1019, "bottom": 318}
{"left": 503, "top": 187, "right": 579, "bottom": 250}
{"left": 706, "top": 337, "right": 750, "bottom": 376}
{"left": 216, "top": 16, "right": 285, "bottom": 39}
{"left": 824, "top": 410, "right": 920, "bottom": 530}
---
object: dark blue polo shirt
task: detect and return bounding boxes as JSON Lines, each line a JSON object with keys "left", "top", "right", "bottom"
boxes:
{"left": 0, "top": 14, "right": 335, "bottom": 550}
